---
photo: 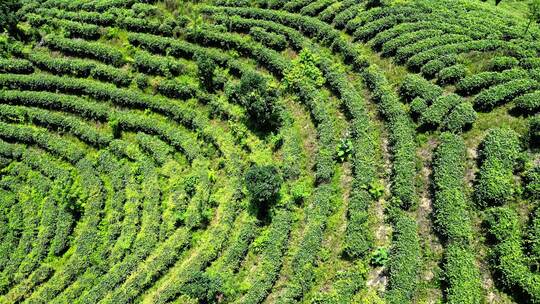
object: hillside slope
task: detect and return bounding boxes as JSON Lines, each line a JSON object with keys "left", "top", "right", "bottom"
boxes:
{"left": 0, "top": 0, "right": 539, "bottom": 303}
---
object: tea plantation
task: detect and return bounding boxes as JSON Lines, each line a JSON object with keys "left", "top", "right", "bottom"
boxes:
{"left": 0, "top": 0, "right": 539, "bottom": 303}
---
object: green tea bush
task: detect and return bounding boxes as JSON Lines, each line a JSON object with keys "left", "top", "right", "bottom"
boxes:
{"left": 385, "top": 212, "right": 421, "bottom": 304}
{"left": 420, "top": 54, "right": 457, "bottom": 79}
{"left": 433, "top": 133, "right": 474, "bottom": 244}
{"left": 156, "top": 80, "right": 197, "bottom": 100}
{"left": 343, "top": 186, "right": 373, "bottom": 258}
{"left": 444, "top": 244, "right": 483, "bottom": 304}
{"left": 26, "top": 15, "right": 101, "bottom": 40}
{"left": 249, "top": 26, "right": 287, "bottom": 51}
{"left": 436, "top": 64, "right": 467, "bottom": 85}
{"left": 475, "top": 128, "right": 521, "bottom": 206}
{"left": 420, "top": 94, "right": 462, "bottom": 127}
{"left": 133, "top": 50, "right": 183, "bottom": 77}
{"left": 407, "top": 40, "right": 504, "bottom": 70}
{"left": 44, "top": 35, "right": 125, "bottom": 67}
{"left": 442, "top": 102, "right": 477, "bottom": 133}
{"left": 394, "top": 34, "right": 471, "bottom": 64}
{"left": 513, "top": 91, "right": 540, "bottom": 114}
{"left": 489, "top": 56, "right": 519, "bottom": 72}
{"left": 456, "top": 68, "right": 529, "bottom": 96}
{"left": 0, "top": 58, "right": 33, "bottom": 74}
{"left": 195, "top": 53, "right": 217, "bottom": 92}
{"left": 524, "top": 165, "right": 540, "bottom": 199}
{"left": 485, "top": 207, "right": 540, "bottom": 303}
{"left": 28, "top": 52, "right": 132, "bottom": 86}
{"left": 474, "top": 78, "right": 537, "bottom": 111}
{"left": 363, "top": 65, "right": 416, "bottom": 209}
{"left": 399, "top": 74, "right": 443, "bottom": 103}
{"left": 410, "top": 97, "right": 427, "bottom": 117}
{"left": 380, "top": 29, "right": 442, "bottom": 57}
{"left": 529, "top": 115, "right": 540, "bottom": 147}
{"left": 300, "top": 0, "right": 335, "bottom": 16}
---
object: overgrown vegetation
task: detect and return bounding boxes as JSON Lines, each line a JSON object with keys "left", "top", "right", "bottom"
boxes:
{"left": 0, "top": 0, "right": 538, "bottom": 303}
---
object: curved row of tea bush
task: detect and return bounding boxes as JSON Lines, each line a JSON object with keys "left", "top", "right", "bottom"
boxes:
{"left": 432, "top": 133, "right": 483, "bottom": 303}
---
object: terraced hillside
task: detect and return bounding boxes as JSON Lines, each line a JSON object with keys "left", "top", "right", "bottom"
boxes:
{"left": 0, "top": 0, "right": 539, "bottom": 303}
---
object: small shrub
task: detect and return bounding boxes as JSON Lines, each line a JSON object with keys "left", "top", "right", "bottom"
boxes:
{"left": 371, "top": 247, "right": 389, "bottom": 267}
{"left": 336, "top": 138, "right": 353, "bottom": 162}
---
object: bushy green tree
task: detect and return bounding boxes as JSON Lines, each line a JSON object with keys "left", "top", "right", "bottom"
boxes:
{"left": 0, "top": 0, "right": 20, "bottom": 34}
{"left": 245, "top": 164, "right": 282, "bottom": 211}
{"left": 227, "top": 71, "right": 281, "bottom": 132}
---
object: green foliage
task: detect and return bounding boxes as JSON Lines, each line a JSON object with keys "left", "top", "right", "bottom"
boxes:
{"left": 385, "top": 212, "right": 421, "bottom": 304}
{"left": 485, "top": 207, "right": 540, "bottom": 303}
{"left": 474, "top": 78, "right": 538, "bottom": 111}
{"left": 436, "top": 64, "right": 467, "bottom": 85}
{"left": 420, "top": 94, "right": 463, "bottom": 128}
{"left": 444, "top": 244, "right": 484, "bottom": 304}
{"left": 245, "top": 164, "right": 282, "bottom": 208}
{"left": 433, "top": 133, "right": 473, "bottom": 243}
{"left": 0, "top": 58, "right": 33, "bottom": 74}
{"left": 370, "top": 247, "right": 389, "bottom": 267}
{"left": 177, "top": 271, "right": 223, "bottom": 303}
{"left": 442, "top": 101, "right": 477, "bottom": 133}
{"left": 399, "top": 73, "right": 443, "bottom": 103}
{"left": 336, "top": 138, "right": 352, "bottom": 162}
{"left": 156, "top": 79, "right": 197, "bottom": 99}
{"left": 195, "top": 53, "right": 217, "bottom": 92}
{"left": 410, "top": 97, "right": 427, "bottom": 117}
{"left": 133, "top": 50, "right": 183, "bottom": 77}
{"left": 421, "top": 55, "right": 457, "bottom": 79}
{"left": 28, "top": 52, "right": 132, "bottom": 87}
{"left": 433, "top": 133, "right": 483, "bottom": 303}
{"left": 283, "top": 49, "right": 325, "bottom": 90}
{"left": 526, "top": 0, "right": 540, "bottom": 34}
{"left": 530, "top": 115, "right": 540, "bottom": 147}
{"left": 367, "top": 180, "right": 385, "bottom": 200}
{"left": 456, "top": 69, "right": 529, "bottom": 96}
{"left": 344, "top": 186, "right": 373, "bottom": 258}
{"left": 514, "top": 91, "right": 540, "bottom": 114}
{"left": 249, "top": 26, "right": 287, "bottom": 51}
{"left": 108, "top": 117, "right": 121, "bottom": 139}
{"left": 227, "top": 71, "right": 281, "bottom": 132}
{"left": 488, "top": 56, "right": 519, "bottom": 72}
{"left": 363, "top": 65, "right": 417, "bottom": 209}
{"left": 524, "top": 165, "right": 540, "bottom": 200}
{"left": 2, "top": 0, "right": 539, "bottom": 303}
{"left": 475, "top": 128, "right": 521, "bottom": 207}
{"left": 0, "top": 0, "right": 21, "bottom": 34}
{"left": 44, "top": 35, "right": 125, "bottom": 67}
